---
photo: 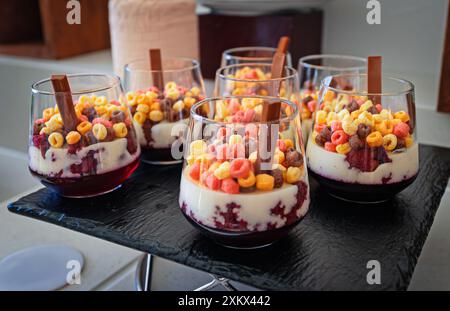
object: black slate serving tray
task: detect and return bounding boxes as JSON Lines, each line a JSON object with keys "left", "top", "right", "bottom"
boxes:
{"left": 8, "top": 144, "right": 450, "bottom": 290}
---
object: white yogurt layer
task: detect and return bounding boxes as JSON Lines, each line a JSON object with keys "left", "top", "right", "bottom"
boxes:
{"left": 133, "top": 120, "right": 147, "bottom": 147}
{"left": 306, "top": 135, "right": 419, "bottom": 184}
{"left": 134, "top": 119, "right": 188, "bottom": 149}
{"left": 29, "top": 138, "right": 140, "bottom": 178}
{"left": 179, "top": 172, "right": 310, "bottom": 231}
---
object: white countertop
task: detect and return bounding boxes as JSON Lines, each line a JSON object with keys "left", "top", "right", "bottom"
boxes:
{"left": 1, "top": 188, "right": 142, "bottom": 291}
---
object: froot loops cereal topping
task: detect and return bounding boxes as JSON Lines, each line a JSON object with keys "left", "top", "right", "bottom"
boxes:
{"left": 127, "top": 82, "right": 204, "bottom": 156}
{"left": 31, "top": 94, "right": 138, "bottom": 155}
{"left": 222, "top": 66, "right": 300, "bottom": 112}
{"left": 184, "top": 99, "right": 306, "bottom": 195}
{"left": 127, "top": 82, "right": 204, "bottom": 126}
{"left": 311, "top": 93, "right": 415, "bottom": 172}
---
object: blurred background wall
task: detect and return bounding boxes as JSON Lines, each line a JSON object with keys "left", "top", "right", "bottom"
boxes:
{"left": 322, "top": 0, "right": 449, "bottom": 110}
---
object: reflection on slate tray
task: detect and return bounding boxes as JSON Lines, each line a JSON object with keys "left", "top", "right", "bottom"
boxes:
{"left": 8, "top": 145, "right": 450, "bottom": 290}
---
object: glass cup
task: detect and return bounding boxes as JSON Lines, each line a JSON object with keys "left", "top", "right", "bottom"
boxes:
{"left": 29, "top": 74, "right": 140, "bottom": 197}
{"left": 215, "top": 63, "right": 299, "bottom": 98}
{"left": 221, "top": 46, "right": 293, "bottom": 67}
{"left": 306, "top": 73, "right": 419, "bottom": 203}
{"left": 298, "top": 55, "right": 367, "bottom": 140}
{"left": 215, "top": 63, "right": 305, "bottom": 143}
{"left": 179, "top": 96, "right": 310, "bottom": 248}
{"left": 124, "top": 57, "right": 206, "bottom": 164}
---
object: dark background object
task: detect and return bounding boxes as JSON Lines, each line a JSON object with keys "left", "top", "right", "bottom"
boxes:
{"left": 8, "top": 144, "right": 450, "bottom": 290}
{"left": 199, "top": 11, "right": 323, "bottom": 78}
{"left": 0, "top": 0, "right": 43, "bottom": 44}
{"left": 438, "top": 1, "right": 450, "bottom": 113}
{"left": 0, "top": 0, "right": 110, "bottom": 59}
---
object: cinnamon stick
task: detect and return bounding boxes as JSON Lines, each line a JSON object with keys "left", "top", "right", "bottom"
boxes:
{"left": 368, "top": 56, "right": 382, "bottom": 105}
{"left": 261, "top": 36, "right": 290, "bottom": 121}
{"left": 261, "top": 51, "right": 286, "bottom": 121}
{"left": 257, "top": 37, "right": 290, "bottom": 172}
{"left": 149, "top": 48, "right": 164, "bottom": 91}
{"left": 277, "top": 36, "right": 290, "bottom": 55}
{"left": 51, "top": 75, "right": 78, "bottom": 132}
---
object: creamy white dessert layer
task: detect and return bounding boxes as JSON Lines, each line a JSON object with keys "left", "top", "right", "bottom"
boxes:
{"left": 29, "top": 138, "right": 140, "bottom": 178}
{"left": 133, "top": 119, "right": 187, "bottom": 149}
{"left": 306, "top": 135, "right": 419, "bottom": 184}
{"left": 179, "top": 172, "right": 310, "bottom": 231}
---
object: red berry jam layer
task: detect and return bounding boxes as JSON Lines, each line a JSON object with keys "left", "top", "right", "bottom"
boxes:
{"left": 180, "top": 172, "right": 309, "bottom": 247}
{"left": 30, "top": 156, "right": 139, "bottom": 197}
{"left": 181, "top": 211, "right": 303, "bottom": 249}
{"left": 309, "top": 170, "right": 418, "bottom": 203}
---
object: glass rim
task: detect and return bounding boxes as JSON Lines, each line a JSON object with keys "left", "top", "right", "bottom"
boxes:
{"left": 216, "top": 63, "right": 298, "bottom": 83}
{"left": 190, "top": 95, "right": 299, "bottom": 126}
{"left": 222, "top": 46, "right": 291, "bottom": 62}
{"left": 299, "top": 54, "right": 367, "bottom": 72}
{"left": 31, "top": 73, "right": 121, "bottom": 96}
{"left": 124, "top": 57, "right": 200, "bottom": 74}
{"left": 321, "top": 73, "right": 415, "bottom": 97}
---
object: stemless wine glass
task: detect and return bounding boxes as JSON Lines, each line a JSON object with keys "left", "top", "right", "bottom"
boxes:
{"left": 179, "top": 96, "right": 310, "bottom": 248}
{"left": 221, "top": 46, "right": 293, "bottom": 67}
{"left": 124, "top": 57, "right": 206, "bottom": 164}
{"left": 306, "top": 73, "right": 419, "bottom": 203}
{"left": 298, "top": 55, "right": 367, "bottom": 140}
{"left": 215, "top": 63, "right": 306, "bottom": 143}
{"left": 29, "top": 74, "right": 140, "bottom": 197}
